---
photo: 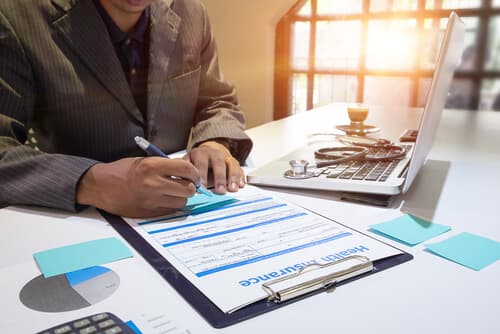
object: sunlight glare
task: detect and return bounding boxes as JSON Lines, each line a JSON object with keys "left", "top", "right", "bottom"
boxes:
{"left": 366, "top": 20, "right": 417, "bottom": 71}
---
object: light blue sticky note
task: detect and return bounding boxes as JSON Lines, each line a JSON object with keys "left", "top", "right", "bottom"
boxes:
{"left": 182, "top": 192, "right": 238, "bottom": 215}
{"left": 33, "top": 237, "right": 133, "bottom": 278}
{"left": 426, "top": 232, "right": 500, "bottom": 271}
{"left": 370, "top": 214, "right": 451, "bottom": 246}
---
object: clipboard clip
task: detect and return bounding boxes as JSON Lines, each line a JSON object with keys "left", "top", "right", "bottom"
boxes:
{"left": 262, "top": 255, "right": 373, "bottom": 303}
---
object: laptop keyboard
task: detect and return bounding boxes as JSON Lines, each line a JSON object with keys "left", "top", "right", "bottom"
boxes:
{"left": 322, "top": 145, "right": 410, "bottom": 182}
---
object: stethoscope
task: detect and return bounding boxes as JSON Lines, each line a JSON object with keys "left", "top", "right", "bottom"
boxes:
{"left": 284, "top": 135, "right": 407, "bottom": 180}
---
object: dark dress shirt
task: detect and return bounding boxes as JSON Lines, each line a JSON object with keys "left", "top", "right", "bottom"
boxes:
{"left": 93, "top": 0, "right": 150, "bottom": 118}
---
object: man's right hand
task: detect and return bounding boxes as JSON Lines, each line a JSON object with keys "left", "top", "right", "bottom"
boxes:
{"left": 76, "top": 157, "right": 200, "bottom": 218}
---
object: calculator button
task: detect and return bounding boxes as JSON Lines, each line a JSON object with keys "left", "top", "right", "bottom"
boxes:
{"left": 54, "top": 325, "right": 72, "bottom": 334}
{"left": 98, "top": 319, "right": 116, "bottom": 329}
{"left": 105, "top": 327, "right": 123, "bottom": 334}
{"left": 37, "top": 312, "right": 133, "bottom": 334}
{"left": 73, "top": 319, "right": 91, "bottom": 328}
{"left": 79, "top": 326, "right": 97, "bottom": 334}
{"left": 91, "top": 313, "right": 109, "bottom": 322}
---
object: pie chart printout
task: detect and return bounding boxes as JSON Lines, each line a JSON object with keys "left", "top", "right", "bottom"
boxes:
{"left": 19, "top": 266, "right": 119, "bottom": 312}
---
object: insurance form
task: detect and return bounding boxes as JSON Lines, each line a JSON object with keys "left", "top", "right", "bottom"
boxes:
{"left": 124, "top": 186, "right": 402, "bottom": 313}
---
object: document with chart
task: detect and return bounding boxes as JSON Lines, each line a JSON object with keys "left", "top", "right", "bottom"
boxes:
{"left": 123, "top": 186, "right": 404, "bottom": 314}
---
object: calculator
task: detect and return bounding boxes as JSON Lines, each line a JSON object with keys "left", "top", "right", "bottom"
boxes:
{"left": 37, "top": 312, "right": 136, "bottom": 334}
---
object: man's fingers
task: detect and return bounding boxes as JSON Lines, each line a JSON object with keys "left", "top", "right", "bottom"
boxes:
{"left": 187, "top": 150, "right": 210, "bottom": 187}
{"left": 137, "top": 157, "right": 201, "bottom": 186}
{"left": 155, "top": 177, "right": 197, "bottom": 198}
{"left": 188, "top": 140, "right": 246, "bottom": 195}
{"left": 210, "top": 153, "right": 228, "bottom": 194}
{"left": 78, "top": 157, "right": 202, "bottom": 219}
{"left": 226, "top": 156, "right": 245, "bottom": 192}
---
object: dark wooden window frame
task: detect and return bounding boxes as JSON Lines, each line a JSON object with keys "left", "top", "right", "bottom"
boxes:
{"left": 274, "top": 0, "right": 500, "bottom": 120}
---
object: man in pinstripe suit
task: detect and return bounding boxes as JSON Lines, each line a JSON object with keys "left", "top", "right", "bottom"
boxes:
{"left": 0, "top": 0, "right": 253, "bottom": 218}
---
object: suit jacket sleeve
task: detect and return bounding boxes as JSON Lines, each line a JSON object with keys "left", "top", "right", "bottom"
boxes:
{"left": 0, "top": 11, "right": 98, "bottom": 211}
{"left": 188, "top": 3, "right": 252, "bottom": 164}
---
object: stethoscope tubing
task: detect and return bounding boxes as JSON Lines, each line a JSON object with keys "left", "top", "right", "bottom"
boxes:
{"left": 313, "top": 144, "right": 406, "bottom": 167}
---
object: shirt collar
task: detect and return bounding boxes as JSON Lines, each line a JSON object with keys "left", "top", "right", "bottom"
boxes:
{"left": 93, "top": 0, "right": 150, "bottom": 44}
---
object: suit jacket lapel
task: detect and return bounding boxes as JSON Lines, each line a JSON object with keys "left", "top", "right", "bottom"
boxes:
{"left": 51, "top": 0, "right": 144, "bottom": 124}
{"left": 146, "top": 0, "right": 180, "bottom": 137}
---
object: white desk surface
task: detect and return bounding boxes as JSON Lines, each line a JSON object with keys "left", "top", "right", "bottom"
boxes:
{"left": 1, "top": 104, "right": 499, "bottom": 333}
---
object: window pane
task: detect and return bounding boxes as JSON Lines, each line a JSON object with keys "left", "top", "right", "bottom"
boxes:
{"left": 317, "top": 0, "right": 362, "bottom": 14}
{"left": 425, "top": 0, "right": 481, "bottom": 9}
{"left": 371, "top": 0, "right": 417, "bottom": 12}
{"left": 421, "top": 17, "right": 478, "bottom": 70}
{"left": 297, "top": 0, "right": 311, "bottom": 16}
{"left": 445, "top": 79, "right": 475, "bottom": 109}
{"left": 363, "top": 77, "right": 413, "bottom": 106}
{"left": 462, "top": 17, "right": 479, "bottom": 58}
{"left": 421, "top": 18, "right": 448, "bottom": 69}
{"left": 292, "top": 74, "right": 308, "bottom": 114}
{"left": 315, "top": 21, "right": 361, "bottom": 70}
{"left": 313, "top": 75, "right": 358, "bottom": 108}
{"left": 480, "top": 80, "right": 500, "bottom": 111}
{"left": 460, "top": 17, "right": 480, "bottom": 71}
{"left": 291, "top": 22, "right": 310, "bottom": 70}
{"left": 486, "top": 16, "right": 500, "bottom": 70}
{"left": 366, "top": 20, "right": 417, "bottom": 70}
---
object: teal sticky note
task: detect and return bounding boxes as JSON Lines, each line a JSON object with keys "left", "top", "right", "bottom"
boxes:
{"left": 370, "top": 214, "right": 451, "bottom": 246}
{"left": 182, "top": 192, "right": 238, "bottom": 214}
{"left": 34, "top": 237, "right": 133, "bottom": 278}
{"left": 426, "top": 232, "right": 500, "bottom": 271}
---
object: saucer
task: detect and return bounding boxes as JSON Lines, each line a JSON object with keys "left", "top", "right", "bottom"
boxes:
{"left": 335, "top": 124, "right": 380, "bottom": 135}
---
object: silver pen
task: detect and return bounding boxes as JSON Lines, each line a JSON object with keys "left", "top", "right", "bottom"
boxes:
{"left": 134, "top": 136, "right": 212, "bottom": 196}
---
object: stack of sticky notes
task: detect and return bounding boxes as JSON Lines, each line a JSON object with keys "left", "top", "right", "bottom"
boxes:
{"left": 370, "top": 214, "right": 500, "bottom": 270}
{"left": 182, "top": 192, "right": 238, "bottom": 214}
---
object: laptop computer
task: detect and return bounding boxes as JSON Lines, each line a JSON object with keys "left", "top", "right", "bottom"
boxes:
{"left": 247, "top": 12, "right": 465, "bottom": 196}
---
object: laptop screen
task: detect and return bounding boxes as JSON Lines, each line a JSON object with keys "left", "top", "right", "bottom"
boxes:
{"left": 402, "top": 12, "right": 465, "bottom": 193}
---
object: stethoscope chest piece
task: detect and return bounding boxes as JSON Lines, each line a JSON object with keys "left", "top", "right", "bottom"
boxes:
{"left": 284, "top": 159, "right": 319, "bottom": 179}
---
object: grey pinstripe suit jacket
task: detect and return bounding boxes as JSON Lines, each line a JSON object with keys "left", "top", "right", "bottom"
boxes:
{"left": 0, "top": 0, "right": 252, "bottom": 211}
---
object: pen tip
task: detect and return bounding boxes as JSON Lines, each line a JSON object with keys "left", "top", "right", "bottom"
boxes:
{"left": 134, "top": 136, "right": 141, "bottom": 142}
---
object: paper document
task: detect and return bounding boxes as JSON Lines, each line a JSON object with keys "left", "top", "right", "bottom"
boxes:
{"left": 125, "top": 187, "right": 402, "bottom": 313}
{"left": 0, "top": 260, "right": 205, "bottom": 333}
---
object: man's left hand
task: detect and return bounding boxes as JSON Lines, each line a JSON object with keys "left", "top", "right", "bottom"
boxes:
{"left": 185, "top": 140, "right": 245, "bottom": 194}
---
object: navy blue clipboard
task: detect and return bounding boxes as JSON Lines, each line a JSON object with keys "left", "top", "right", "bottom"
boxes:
{"left": 99, "top": 209, "right": 413, "bottom": 328}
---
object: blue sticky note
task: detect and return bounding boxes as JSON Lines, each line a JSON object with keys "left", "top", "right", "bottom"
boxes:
{"left": 33, "top": 237, "right": 133, "bottom": 278}
{"left": 65, "top": 266, "right": 110, "bottom": 286}
{"left": 182, "top": 192, "right": 238, "bottom": 214}
{"left": 426, "top": 232, "right": 500, "bottom": 271}
{"left": 370, "top": 214, "right": 451, "bottom": 246}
